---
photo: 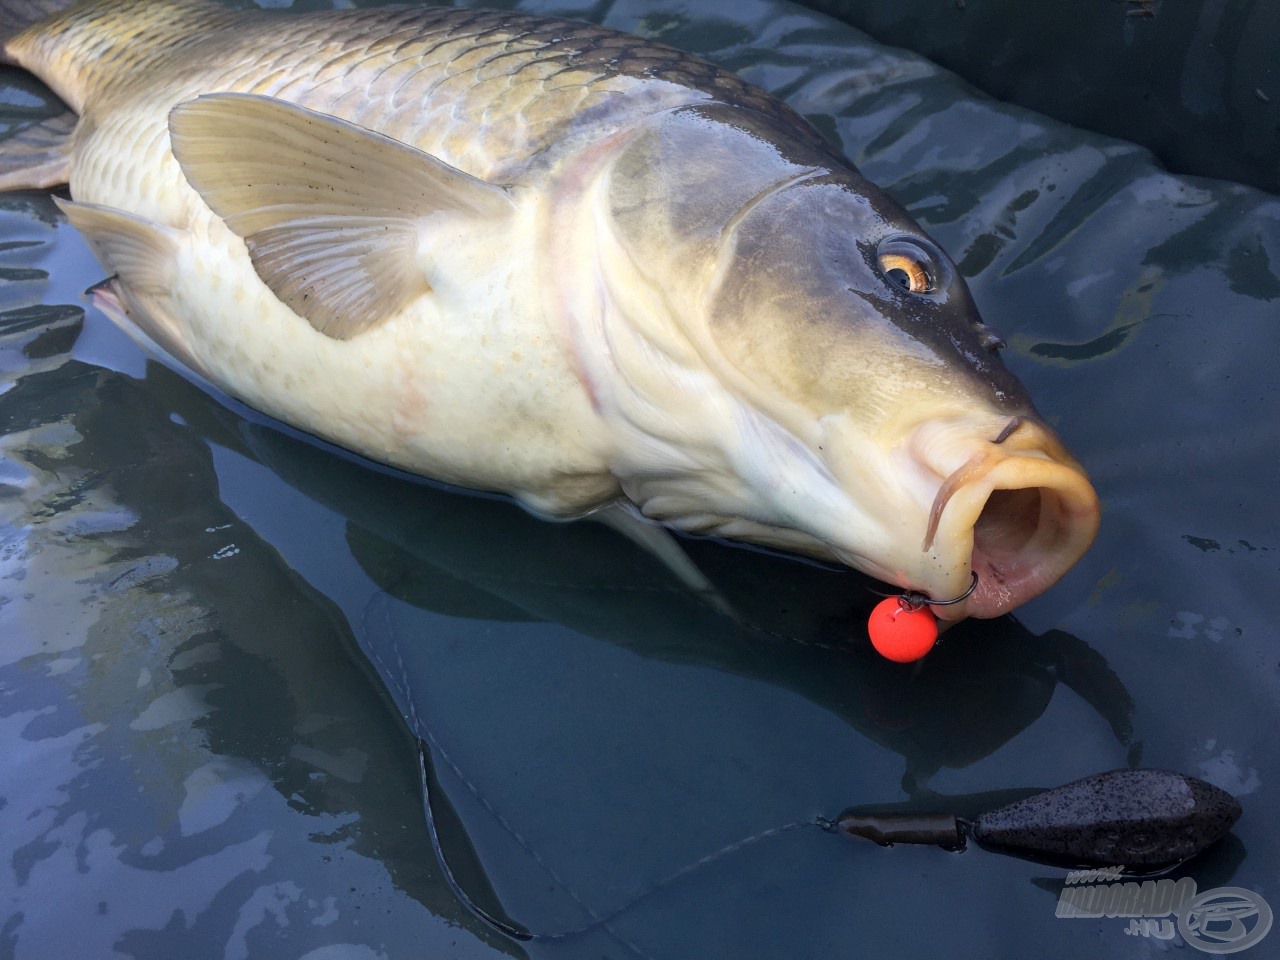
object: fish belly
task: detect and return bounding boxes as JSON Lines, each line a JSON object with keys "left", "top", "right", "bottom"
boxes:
{"left": 169, "top": 218, "right": 612, "bottom": 506}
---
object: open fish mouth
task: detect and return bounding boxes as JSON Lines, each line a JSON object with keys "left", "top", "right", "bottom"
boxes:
{"left": 915, "top": 418, "right": 1100, "bottom": 620}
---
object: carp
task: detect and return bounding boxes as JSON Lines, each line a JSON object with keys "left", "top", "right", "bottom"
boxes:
{"left": 0, "top": 0, "right": 1099, "bottom": 620}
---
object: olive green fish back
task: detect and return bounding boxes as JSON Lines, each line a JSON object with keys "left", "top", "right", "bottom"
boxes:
{"left": 5, "top": 0, "right": 835, "bottom": 181}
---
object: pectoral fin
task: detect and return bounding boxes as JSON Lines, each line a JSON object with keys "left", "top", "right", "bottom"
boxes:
{"left": 168, "top": 93, "right": 514, "bottom": 340}
{"left": 590, "top": 502, "right": 737, "bottom": 619}
{"left": 0, "top": 111, "right": 75, "bottom": 190}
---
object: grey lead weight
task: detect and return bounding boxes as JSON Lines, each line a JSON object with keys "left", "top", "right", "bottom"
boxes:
{"left": 836, "top": 769, "right": 1241, "bottom": 871}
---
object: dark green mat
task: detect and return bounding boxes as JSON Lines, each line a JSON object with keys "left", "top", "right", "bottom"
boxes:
{"left": 807, "top": 0, "right": 1280, "bottom": 195}
{"left": 1, "top": 2, "right": 1275, "bottom": 958}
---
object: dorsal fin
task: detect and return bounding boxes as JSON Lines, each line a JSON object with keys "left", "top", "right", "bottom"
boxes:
{"left": 168, "top": 93, "right": 514, "bottom": 340}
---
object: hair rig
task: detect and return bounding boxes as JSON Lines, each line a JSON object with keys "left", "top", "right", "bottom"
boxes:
{"left": 868, "top": 572, "right": 979, "bottom": 662}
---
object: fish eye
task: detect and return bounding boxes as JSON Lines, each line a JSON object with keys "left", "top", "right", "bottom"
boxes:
{"left": 876, "top": 239, "right": 938, "bottom": 295}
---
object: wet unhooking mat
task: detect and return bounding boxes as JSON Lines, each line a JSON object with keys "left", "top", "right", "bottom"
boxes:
{"left": 1, "top": 1, "right": 1276, "bottom": 958}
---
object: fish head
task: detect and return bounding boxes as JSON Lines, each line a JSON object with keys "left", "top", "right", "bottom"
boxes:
{"left": 596, "top": 104, "right": 1099, "bottom": 619}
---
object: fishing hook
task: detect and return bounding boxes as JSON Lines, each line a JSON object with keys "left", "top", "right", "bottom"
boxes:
{"left": 898, "top": 571, "right": 979, "bottom": 612}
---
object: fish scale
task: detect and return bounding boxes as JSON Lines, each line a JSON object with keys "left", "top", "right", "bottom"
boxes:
{"left": 7, "top": 2, "right": 660, "bottom": 507}
{"left": 17, "top": 1, "right": 815, "bottom": 185}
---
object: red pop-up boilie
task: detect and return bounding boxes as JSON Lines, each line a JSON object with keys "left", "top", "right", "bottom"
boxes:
{"left": 868, "top": 598, "right": 938, "bottom": 662}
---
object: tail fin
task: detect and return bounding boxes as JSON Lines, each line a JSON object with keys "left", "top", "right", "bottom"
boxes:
{"left": 1, "top": 0, "right": 76, "bottom": 64}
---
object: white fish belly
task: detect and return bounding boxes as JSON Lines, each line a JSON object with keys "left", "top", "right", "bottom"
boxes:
{"left": 200, "top": 228, "right": 612, "bottom": 510}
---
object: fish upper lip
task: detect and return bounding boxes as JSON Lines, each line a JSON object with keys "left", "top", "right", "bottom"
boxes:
{"left": 908, "top": 418, "right": 1100, "bottom": 620}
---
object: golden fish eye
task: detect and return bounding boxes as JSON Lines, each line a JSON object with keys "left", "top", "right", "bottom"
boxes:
{"left": 878, "top": 252, "right": 932, "bottom": 294}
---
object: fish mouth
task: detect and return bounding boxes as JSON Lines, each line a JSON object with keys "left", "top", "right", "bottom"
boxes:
{"left": 914, "top": 419, "right": 1100, "bottom": 620}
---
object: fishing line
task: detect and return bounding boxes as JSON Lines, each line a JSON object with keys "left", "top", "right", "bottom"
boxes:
{"left": 361, "top": 596, "right": 612, "bottom": 943}
{"left": 419, "top": 744, "right": 821, "bottom": 945}
{"left": 363, "top": 593, "right": 817, "bottom": 950}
